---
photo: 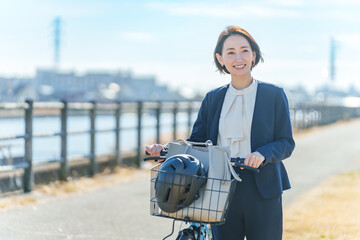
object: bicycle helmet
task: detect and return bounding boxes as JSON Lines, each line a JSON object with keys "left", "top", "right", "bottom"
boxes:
{"left": 155, "top": 154, "right": 207, "bottom": 213}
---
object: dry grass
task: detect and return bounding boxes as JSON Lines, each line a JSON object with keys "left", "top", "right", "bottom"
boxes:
{"left": 36, "top": 167, "right": 138, "bottom": 196}
{"left": 284, "top": 170, "right": 360, "bottom": 240}
{"left": 0, "top": 196, "right": 37, "bottom": 209}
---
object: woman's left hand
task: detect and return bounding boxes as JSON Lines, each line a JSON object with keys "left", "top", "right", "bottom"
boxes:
{"left": 244, "top": 151, "right": 265, "bottom": 168}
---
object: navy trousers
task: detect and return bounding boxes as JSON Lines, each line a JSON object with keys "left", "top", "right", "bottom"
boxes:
{"left": 211, "top": 169, "right": 283, "bottom": 240}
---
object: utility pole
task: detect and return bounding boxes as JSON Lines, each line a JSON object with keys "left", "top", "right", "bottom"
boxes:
{"left": 53, "top": 16, "right": 61, "bottom": 71}
{"left": 329, "top": 37, "right": 337, "bottom": 83}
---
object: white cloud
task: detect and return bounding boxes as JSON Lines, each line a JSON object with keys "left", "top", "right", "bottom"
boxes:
{"left": 147, "top": 2, "right": 302, "bottom": 19}
{"left": 146, "top": 1, "right": 360, "bottom": 23}
{"left": 319, "top": 11, "right": 360, "bottom": 22}
{"left": 121, "top": 32, "right": 155, "bottom": 43}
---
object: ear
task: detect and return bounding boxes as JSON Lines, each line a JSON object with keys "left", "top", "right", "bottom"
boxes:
{"left": 252, "top": 51, "right": 256, "bottom": 62}
{"left": 216, "top": 53, "right": 224, "bottom": 66}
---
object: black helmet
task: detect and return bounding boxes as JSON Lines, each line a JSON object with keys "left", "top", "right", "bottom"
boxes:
{"left": 155, "top": 154, "right": 207, "bottom": 213}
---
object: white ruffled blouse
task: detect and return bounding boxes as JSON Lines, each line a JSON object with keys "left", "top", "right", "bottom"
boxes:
{"left": 217, "top": 79, "right": 258, "bottom": 158}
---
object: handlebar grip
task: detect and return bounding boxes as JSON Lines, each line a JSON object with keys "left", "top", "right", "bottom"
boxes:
{"left": 144, "top": 150, "right": 167, "bottom": 156}
{"left": 233, "top": 162, "right": 260, "bottom": 173}
{"left": 143, "top": 156, "right": 166, "bottom": 162}
{"left": 144, "top": 149, "right": 167, "bottom": 162}
{"left": 231, "top": 157, "right": 260, "bottom": 173}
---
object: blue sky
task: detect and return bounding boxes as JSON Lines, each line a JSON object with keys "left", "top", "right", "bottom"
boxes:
{"left": 1, "top": 0, "right": 360, "bottom": 94}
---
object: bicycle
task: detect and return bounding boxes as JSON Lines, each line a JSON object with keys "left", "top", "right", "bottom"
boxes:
{"left": 144, "top": 143, "right": 259, "bottom": 240}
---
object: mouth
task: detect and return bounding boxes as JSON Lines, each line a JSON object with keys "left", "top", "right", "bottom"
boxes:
{"left": 233, "top": 64, "right": 246, "bottom": 70}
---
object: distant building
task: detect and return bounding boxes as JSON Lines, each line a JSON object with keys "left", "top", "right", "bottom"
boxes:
{"left": 0, "top": 69, "right": 183, "bottom": 102}
{"left": 284, "top": 82, "right": 360, "bottom": 107}
{"left": 285, "top": 85, "right": 311, "bottom": 106}
{"left": 0, "top": 77, "right": 35, "bottom": 102}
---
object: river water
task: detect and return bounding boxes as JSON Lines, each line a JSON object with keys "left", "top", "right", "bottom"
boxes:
{"left": 0, "top": 112, "right": 194, "bottom": 164}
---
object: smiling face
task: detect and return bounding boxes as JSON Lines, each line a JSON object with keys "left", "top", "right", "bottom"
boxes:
{"left": 216, "top": 34, "right": 256, "bottom": 78}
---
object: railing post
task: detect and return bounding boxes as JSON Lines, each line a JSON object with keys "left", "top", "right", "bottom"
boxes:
{"left": 24, "top": 99, "right": 33, "bottom": 193}
{"left": 187, "top": 102, "right": 193, "bottom": 135}
{"left": 115, "top": 102, "right": 121, "bottom": 167}
{"left": 156, "top": 101, "right": 161, "bottom": 143}
{"left": 136, "top": 102, "right": 143, "bottom": 166}
{"left": 89, "top": 101, "right": 96, "bottom": 176}
{"left": 60, "top": 100, "right": 68, "bottom": 181}
{"left": 173, "top": 102, "right": 178, "bottom": 140}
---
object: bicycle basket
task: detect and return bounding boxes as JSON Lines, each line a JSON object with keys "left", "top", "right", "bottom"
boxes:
{"left": 150, "top": 163, "right": 236, "bottom": 224}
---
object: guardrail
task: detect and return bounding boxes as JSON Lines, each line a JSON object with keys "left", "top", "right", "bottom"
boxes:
{"left": 0, "top": 99, "right": 200, "bottom": 193}
{"left": 290, "top": 103, "right": 360, "bottom": 129}
{"left": 0, "top": 99, "right": 359, "bottom": 193}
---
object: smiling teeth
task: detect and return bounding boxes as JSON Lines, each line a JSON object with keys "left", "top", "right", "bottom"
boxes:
{"left": 234, "top": 64, "right": 245, "bottom": 69}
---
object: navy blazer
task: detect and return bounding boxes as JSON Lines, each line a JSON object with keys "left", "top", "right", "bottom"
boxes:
{"left": 188, "top": 81, "right": 295, "bottom": 199}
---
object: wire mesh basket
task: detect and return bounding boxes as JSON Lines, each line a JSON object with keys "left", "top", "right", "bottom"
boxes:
{"left": 150, "top": 164, "right": 236, "bottom": 224}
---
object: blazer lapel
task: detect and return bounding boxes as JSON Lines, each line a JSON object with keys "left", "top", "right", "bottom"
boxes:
{"left": 250, "top": 81, "right": 263, "bottom": 151}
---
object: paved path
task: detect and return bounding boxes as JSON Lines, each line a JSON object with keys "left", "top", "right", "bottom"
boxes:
{"left": 1, "top": 120, "right": 360, "bottom": 240}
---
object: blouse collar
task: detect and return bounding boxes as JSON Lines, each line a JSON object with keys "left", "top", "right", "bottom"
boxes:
{"left": 229, "top": 79, "right": 258, "bottom": 96}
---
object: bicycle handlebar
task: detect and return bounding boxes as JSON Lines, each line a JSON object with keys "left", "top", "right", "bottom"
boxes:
{"left": 230, "top": 157, "right": 260, "bottom": 173}
{"left": 143, "top": 150, "right": 260, "bottom": 173}
{"left": 143, "top": 149, "right": 168, "bottom": 162}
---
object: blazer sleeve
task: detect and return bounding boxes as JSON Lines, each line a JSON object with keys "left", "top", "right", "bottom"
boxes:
{"left": 256, "top": 88, "right": 295, "bottom": 165}
{"left": 187, "top": 93, "right": 209, "bottom": 143}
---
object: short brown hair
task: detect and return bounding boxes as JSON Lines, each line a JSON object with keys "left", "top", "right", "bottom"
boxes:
{"left": 214, "top": 25, "right": 264, "bottom": 74}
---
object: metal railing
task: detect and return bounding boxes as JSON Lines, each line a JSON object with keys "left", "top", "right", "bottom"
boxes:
{"left": 0, "top": 100, "right": 201, "bottom": 193}
{"left": 0, "top": 99, "right": 360, "bottom": 193}
{"left": 290, "top": 103, "right": 360, "bottom": 129}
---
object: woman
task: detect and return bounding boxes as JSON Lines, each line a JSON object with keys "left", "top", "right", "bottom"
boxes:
{"left": 146, "top": 25, "right": 295, "bottom": 240}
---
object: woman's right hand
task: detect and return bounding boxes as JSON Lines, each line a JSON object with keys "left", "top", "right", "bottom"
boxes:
{"left": 145, "top": 144, "right": 163, "bottom": 157}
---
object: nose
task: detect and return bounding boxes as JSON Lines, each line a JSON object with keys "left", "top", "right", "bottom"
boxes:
{"left": 235, "top": 53, "right": 244, "bottom": 61}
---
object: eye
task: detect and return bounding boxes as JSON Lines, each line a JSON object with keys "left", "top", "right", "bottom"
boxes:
{"left": 227, "top": 51, "right": 234, "bottom": 55}
{"left": 242, "top": 49, "right": 249, "bottom": 53}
